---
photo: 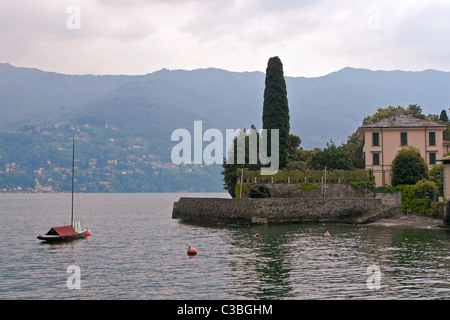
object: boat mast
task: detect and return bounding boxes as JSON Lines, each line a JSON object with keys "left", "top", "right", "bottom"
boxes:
{"left": 71, "top": 138, "right": 75, "bottom": 227}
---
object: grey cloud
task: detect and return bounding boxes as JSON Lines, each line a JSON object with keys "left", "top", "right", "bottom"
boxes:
{"left": 1, "top": 0, "right": 450, "bottom": 76}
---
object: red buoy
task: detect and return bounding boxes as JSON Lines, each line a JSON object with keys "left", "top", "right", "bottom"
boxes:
{"left": 187, "top": 245, "right": 197, "bottom": 256}
{"left": 324, "top": 231, "right": 330, "bottom": 236}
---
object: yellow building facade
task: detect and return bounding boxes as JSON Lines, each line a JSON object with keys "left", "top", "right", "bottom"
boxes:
{"left": 360, "top": 114, "right": 447, "bottom": 186}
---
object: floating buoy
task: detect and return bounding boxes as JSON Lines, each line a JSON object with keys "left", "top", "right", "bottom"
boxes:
{"left": 324, "top": 231, "right": 331, "bottom": 236}
{"left": 187, "top": 245, "right": 197, "bottom": 256}
{"left": 255, "top": 233, "right": 260, "bottom": 238}
{"left": 85, "top": 229, "right": 91, "bottom": 236}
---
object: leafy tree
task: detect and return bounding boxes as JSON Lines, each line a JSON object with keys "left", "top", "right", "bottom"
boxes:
{"left": 415, "top": 179, "right": 437, "bottom": 198}
{"left": 287, "top": 134, "right": 302, "bottom": 162}
{"left": 443, "top": 122, "right": 450, "bottom": 140}
{"left": 362, "top": 106, "right": 403, "bottom": 125}
{"left": 221, "top": 126, "right": 262, "bottom": 197}
{"left": 429, "top": 164, "right": 443, "bottom": 196}
{"left": 362, "top": 104, "right": 428, "bottom": 126}
{"left": 342, "top": 129, "right": 364, "bottom": 169}
{"left": 308, "top": 140, "right": 355, "bottom": 170}
{"left": 407, "top": 104, "right": 426, "bottom": 119}
{"left": 391, "top": 146, "right": 428, "bottom": 186}
{"left": 284, "top": 161, "right": 307, "bottom": 172}
{"left": 262, "top": 56, "right": 290, "bottom": 169}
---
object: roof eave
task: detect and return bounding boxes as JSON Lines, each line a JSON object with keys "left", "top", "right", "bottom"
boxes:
{"left": 361, "top": 125, "right": 446, "bottom": 129}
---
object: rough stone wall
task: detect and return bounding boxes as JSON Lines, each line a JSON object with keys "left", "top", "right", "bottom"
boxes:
{"left": 172, "top": 197, "right": 385, "bottom": 225}
{"left": 375, "top": 192, "right": 401, "bottom": 206}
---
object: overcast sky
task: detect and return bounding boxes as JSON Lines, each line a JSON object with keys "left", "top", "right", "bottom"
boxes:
{"left": 1, "top": 0, "right": 450, "bottom": 77}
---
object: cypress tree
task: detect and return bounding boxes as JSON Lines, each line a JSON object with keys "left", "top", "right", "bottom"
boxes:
{"left": 439, "top": 109, "right": 448, "bottom": 122}
{"left": 262, "top": 56, "right": 290, "bottom": 169}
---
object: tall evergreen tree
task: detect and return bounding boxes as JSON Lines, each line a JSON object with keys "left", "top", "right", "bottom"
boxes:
{"left": 262, "top": 56, "right": 290, "bottom": 169}
{"left": 439, "top": 109, "right": 449, "bottom": 122}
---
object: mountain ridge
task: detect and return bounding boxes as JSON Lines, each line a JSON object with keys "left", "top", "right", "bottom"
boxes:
{"left": 1, "top": 63, "right": 450, "bottom": 192}
{"left": 2, "top": 62, "right": 450, "bottom": 150}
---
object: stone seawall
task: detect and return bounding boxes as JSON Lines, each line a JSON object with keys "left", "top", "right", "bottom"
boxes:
{"left": 172, "top": 197, "right": 397, "bottom": 225}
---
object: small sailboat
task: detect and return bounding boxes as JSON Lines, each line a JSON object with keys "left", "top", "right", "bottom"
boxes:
{"left": 37, "top": 139, "right": 90, "bottom": 242}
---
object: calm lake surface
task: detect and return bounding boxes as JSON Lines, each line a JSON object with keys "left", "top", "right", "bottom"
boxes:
{"left": 0, "top": 193, "right": 449, "bottom": 300}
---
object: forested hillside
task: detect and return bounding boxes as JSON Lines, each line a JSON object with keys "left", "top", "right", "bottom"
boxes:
{"left": 1, "top": 63, "right": 450, "bottom": 192}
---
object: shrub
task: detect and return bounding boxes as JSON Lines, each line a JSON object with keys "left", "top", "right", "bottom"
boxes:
{"left": 375, "top": 185, "right": 394, "bottom": 194}
{"left": 394, "top": 180, "right": 438, "bottom": 215}
{"left": 296, "top": 182, "right": 320, "bottom": 193}
{"left": 415, "top": 179, "right": 437, "bottom": 198}
{"left": 392, "top": 146, "right": 428, "bottom": 186}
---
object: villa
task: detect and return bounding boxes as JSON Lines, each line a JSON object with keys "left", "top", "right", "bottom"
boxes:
{"left": 360, "top": 113, "right": 447, "bottom": 186}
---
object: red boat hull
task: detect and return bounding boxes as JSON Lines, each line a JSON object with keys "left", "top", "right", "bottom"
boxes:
{"left": 37, "top": 227, "right": 89, "bottom": 242}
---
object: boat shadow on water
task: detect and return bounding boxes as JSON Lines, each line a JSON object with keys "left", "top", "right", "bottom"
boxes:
{"left": 38, "top": 237, "right": 87, "bottom": 245}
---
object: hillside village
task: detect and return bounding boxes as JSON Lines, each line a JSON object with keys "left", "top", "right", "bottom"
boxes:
{"left": 0, "top": 120, "right": 221, "bottom": 193}
{"left": 2, "top": 62, "right": 450, "bottom": 194}
{"left": 3, "top": 107, "right": 450, "bottom": 194}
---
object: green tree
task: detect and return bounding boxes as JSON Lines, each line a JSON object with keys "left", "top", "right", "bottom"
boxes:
{"left": 287, "top": 134, "right": 302, "bottom": 162}
{"left": 362, "top": 104, "right": 427, "bottom": 126}
{"left": 429, "top": 164, "right": 443, "bottom": 196}
{"left": 391, "top": 146, "right": 428, "bottom": 186}
{"left": 342, "top": 129, "right": 365, "bottom": 169}
{"left": 439, "top": 110, "right": 449, "bottom": 122}
{"left": 407, "top": 104, "right": 425, "bottom": 119}
{"left": 415, "top": 179, "right": 437, "bottom": 198}
{"left": 262, "top": 56, "right": 290, "bottom": 169}
{"left": 362, "top": 106, "right": 402, "bottom": 125}
{"left": 308, "top": 140, "right": 355, "bottom": 170}
{"left": 221, "top": 126, "right": 262, "bottom": 197}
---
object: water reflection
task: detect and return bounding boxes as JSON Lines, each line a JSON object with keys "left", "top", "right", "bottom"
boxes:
{"left": 226, "top": 226, "right": 298, "bottom": 299}
{"left": 184, "top": 221, "right": 450, "bottom": 300}
{"left": 2, "top": 193, "right": 449, "bottom": 300}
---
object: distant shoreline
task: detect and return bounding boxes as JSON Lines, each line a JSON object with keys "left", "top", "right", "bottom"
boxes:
{"left": 0, "top": 191, "right": 230, "bottom": 194}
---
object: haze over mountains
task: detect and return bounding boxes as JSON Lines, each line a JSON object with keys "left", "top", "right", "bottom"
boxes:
{"left": 1, "top": 62, "right": 450, "bottom": 150}
{"left": 1, "top": 62, "right": 450, "bottom": 192}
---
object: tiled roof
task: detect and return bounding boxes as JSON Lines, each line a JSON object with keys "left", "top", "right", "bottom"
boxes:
{"left": 438, "top": 155, "right": 450, "bottom": 162}
{"left": 362, "top": 114, "right": 446, "bottom": 128}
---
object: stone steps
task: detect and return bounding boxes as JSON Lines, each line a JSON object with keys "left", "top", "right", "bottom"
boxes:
{"left": 352, "top": 205, "right": 402, "bottom": 224}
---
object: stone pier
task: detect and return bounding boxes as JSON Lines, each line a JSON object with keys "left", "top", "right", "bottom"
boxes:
{"left": 172, "top": 197, "right": 400, "bottom": 225}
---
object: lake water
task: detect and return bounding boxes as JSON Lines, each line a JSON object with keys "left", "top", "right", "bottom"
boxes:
{"left": 0, "top": 193, "right": 449, "bottom": 300}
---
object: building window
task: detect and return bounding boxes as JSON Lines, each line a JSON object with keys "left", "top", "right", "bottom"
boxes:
{"left": 429, "top": 132, "right": 436, "bottom": 146}
{"left": 372, "top": 132, "right": 379, "bottom": 146}
{"left": 401, "top": 132, "right": 407, "bottom": 146}
{"left": 430, "top": 152, "right": 436, "bottom": 165}
{"left": 373, "top": 153, "right": 380, "bottom": 165}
